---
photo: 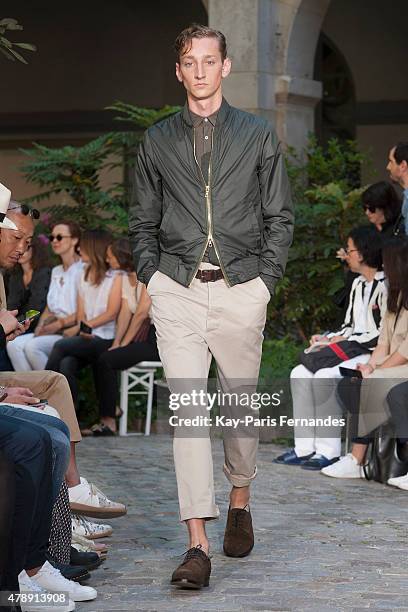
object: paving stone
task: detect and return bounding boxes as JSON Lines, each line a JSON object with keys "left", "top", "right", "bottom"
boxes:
{"left": 74, "top": 436, "right": 408, "bottom": 611}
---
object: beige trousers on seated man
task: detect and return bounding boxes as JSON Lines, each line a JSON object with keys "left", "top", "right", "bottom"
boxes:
{"left": 0, "top": 273, "right": 81, "bottom": 442}
{"left": 0, "top": 370, "right": 82, "bottom": 442}
{"left": 148, "top": 264, "right": 269, "bottom": 522}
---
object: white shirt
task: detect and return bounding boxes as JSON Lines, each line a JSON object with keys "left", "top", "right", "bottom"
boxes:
{"left": 47, "top": 261, "right": 83, "bottom": 317}
{"left": 353, "top": 279, "right": 373, "bottom": 334}
{"left": 78, "top": 269, "right": 118, "bottom": 339}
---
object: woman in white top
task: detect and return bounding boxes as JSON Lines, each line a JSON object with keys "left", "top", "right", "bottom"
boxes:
{"left": 6, "top": 220, "right": 83, "bottom": 370}
{"left": 91, "top": 238, "right": 159, "bottom": 435}
{"left": 46, "top": 229, "right": 122, "bottom": 410}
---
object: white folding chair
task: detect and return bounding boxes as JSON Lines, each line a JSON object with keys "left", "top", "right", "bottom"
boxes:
{"left": 119, "top": 361, "right": 162, "bottom": 436}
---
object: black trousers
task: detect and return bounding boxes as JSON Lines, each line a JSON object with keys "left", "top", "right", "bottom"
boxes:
{"left": 0, "top": 415, "right": 53, "bottom": 591}
{"left": 46, "top": 335, "right": 113, "bottom": 406}
{"left": 0, "top": 452, "right": 15, "bottom": 589}
{"left": 387, "top": 381, "right": 408, "bottom": 444}
{"left": 338, "top": 376, "right": 408, "bottom": 445}
{"left": 95, "top": 325, "right": 159, "bottom": 418}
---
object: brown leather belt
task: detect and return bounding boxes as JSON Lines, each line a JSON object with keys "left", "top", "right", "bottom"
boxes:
{"left": 196, "top": 268, "right": 224, "bottom": 283}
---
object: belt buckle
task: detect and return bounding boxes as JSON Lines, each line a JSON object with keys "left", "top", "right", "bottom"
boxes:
{"left": 200, "top": 269, "right": 214, "bottom": 283}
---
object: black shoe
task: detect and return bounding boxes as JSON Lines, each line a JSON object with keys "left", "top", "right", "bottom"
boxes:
{"left": 70, "top": 546, "right": 102, "bottom": 570}
{"left": 46, "top": 555, "right": 91, "bottom": 582}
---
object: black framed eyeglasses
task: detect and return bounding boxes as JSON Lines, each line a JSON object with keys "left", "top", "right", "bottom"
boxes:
{"left": 48, "top": 234, "right": 72, "bottom": 242}
{"left": 8, "top": 203, "right": 40, "bottom": 219}
{"left": 344, "top": 247, "right": 358, "bottom": 255}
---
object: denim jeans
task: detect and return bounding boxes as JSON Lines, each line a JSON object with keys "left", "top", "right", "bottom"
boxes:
{"left": 0, "top": 405, "right": 70, "bottom": 502}
{"left": 0, "top": 415, "right": 53, "bottom": 590}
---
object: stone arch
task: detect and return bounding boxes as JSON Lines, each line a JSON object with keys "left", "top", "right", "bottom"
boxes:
{"left": 275, "top": 0, "right": 332, "bottom": 149}
{"left": 207, "top": 0, "right": 333, "bottom": 150}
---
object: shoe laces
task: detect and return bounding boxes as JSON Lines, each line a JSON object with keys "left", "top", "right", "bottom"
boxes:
{"left": 180, "top": 544, "right": 209, "bottom": 564}
{"left": 73, "top": 515, "right": 93, "bottom": 535}
{"left": 89, "top": 482, "right": 115, "bottom": 507}
{"left": 232, "top": 507, "right": 249, "bottom": 530}
{"left": 41, "top": 562, "right": 70, "bottom": 586}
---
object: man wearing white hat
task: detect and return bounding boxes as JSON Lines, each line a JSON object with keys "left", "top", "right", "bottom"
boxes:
{"left": 0, "top": 183, "right": 28, "bottom": 348}
{"left": 0, "top": 183, "right": 82, "bottom": 412}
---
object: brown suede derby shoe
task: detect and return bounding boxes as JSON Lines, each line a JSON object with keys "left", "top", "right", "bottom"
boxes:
{"left": 223, "top": 505, "right": 254, "bottom": 557}
{"left": 170, "top": 545, "right": 211, "bottom": 589}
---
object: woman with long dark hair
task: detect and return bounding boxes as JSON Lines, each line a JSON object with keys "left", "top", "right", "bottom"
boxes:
{"left": 322, "top": 237, "right": 408, "bottom": 478}
{"left": 361, "top": 181, "right": 404, "bottom": 237}
{"left": 46, "top": 229, "right": 122, "bottom": 410}
{"left": 7, "top": 220, "right": 83, "bottom": 371}
{"left": 90, "top": 238, "right": 159, "bottom": 435}
{"left": 6, "top": 236, "right": 52, "bottom": 368}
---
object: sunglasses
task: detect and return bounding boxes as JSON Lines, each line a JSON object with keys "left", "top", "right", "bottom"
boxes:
{"left": 48, "top": 234, "right": 72, "bottom": 242}
{"left": 8, "top": 203, "right": 40, "bottom": 219}
{"left": 362, "top": 204, "right": 378, "bottom": 213}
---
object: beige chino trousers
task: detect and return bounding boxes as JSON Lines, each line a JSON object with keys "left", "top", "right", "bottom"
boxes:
{"left": 0, "top": 370, "right": 82, "bottom": 442}
{"left": 147, "top": 264, "right": 269, "bottom": 521}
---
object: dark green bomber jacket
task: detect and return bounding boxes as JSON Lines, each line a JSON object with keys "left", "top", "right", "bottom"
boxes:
{"left": 129, "top": 97, "right": 294, "bottom": 295}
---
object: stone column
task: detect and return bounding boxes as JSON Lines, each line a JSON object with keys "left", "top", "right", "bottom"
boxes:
{"left": 207, "top": 0, "right": 331, "bottom": 151}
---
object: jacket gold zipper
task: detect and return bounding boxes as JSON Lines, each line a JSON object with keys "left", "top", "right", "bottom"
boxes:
{"left": 189, "top": 127, "right": 230, "bottom": 287}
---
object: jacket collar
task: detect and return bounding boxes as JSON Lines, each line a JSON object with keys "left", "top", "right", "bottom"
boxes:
{"left": 182, "top": 97, "right": 230, "bottom": 128}
{"left": 356, "top": 270, "right": 385, "bottom": 283}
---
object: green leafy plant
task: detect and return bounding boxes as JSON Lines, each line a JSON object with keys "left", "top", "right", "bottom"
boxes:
{"left": 267, "top": 135, "right": 369, "bottom": 342}
{"left": 0, "top": 18, "right": 36, "bottom": 63}
{"left": 20, "top": 103, "right": 180, "bottom": 233}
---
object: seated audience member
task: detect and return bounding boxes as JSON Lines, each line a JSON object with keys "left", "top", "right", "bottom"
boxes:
{"left": 387, "top": 141, "right": 408, "bottom": 235}
{"left": 0, "top": 190, "right": 125, "bottom": 520}
{"left": 322, "top": 238, "right": 408, "bottom": 478}
{"left": 275, "top": 226, "right": 387, "bottom": 470}
{"left": 7, "top": 220, "right": 82, "bottom": 371}
{"left": 6, "top": 235, "right": 52, "bottom": 327}
{"left": 361, "top": 181, "right": 404, "bottom": 240}
{"left": 386, "top": 380, "right": 408, "bottom": 489}
{"left": 46, "top": 229, "right": 122, "bottom": 410}
{"left": 0, "top": 414, "right": 96, "bottom": 610}
{"left": 88, "top": 238, "right": 159, "bottom": 435}
{"left": 334, "top": 182, "right": 403, "bottom": 317}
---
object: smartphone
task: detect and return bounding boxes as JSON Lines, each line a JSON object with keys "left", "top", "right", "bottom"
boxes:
{"left": 80, "top": 321, "right": 93, "bottom": 334}
{"left": 31, "top": 399, "right": 49, "bottom": 407}
{"left": 17, "top": 309, "right": 41, "bottom": 323}
{"left": 339, "top": 366, "right": 362, "bottom": 379}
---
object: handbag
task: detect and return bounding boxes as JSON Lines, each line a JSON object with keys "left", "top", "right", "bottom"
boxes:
{"left": 363, "top": 423, "right": 408, "bottom": 483}
{"left": 132, "top": 317, "right": 151, "bottom": 343}
{"left": 299, "top": 340, "right": 369, "bottom": 374}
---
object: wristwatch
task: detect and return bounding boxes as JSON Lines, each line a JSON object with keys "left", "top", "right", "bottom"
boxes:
{"left": 0, "top": 385, "right": 8, "bottom": 402}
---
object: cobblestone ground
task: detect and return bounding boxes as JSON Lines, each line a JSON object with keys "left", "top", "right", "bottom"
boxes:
{"left": 76, "top": 436, "right": 408, "bottom": 612}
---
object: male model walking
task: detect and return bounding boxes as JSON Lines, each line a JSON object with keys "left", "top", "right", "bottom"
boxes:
{"left": 130, "top": 24, "right": 294, "bottom": 589}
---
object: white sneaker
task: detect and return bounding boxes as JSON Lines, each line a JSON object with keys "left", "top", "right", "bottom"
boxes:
{"left": 69, "top": 477, "right": 127, "bottom": 518}
{"left": 321, "top": 453, "right": 364, "bottom": 478}
{"left": 388, "top": 473, "right": 408, "bottom": 490}
{"left": 71, "top": 514, "right": 113, "bottom": 539}
{"left": 30, "top": 561, "right": 97, "bottom": 602}
{"left": 18, "top": 569, "right": 75, "bottom": 611}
